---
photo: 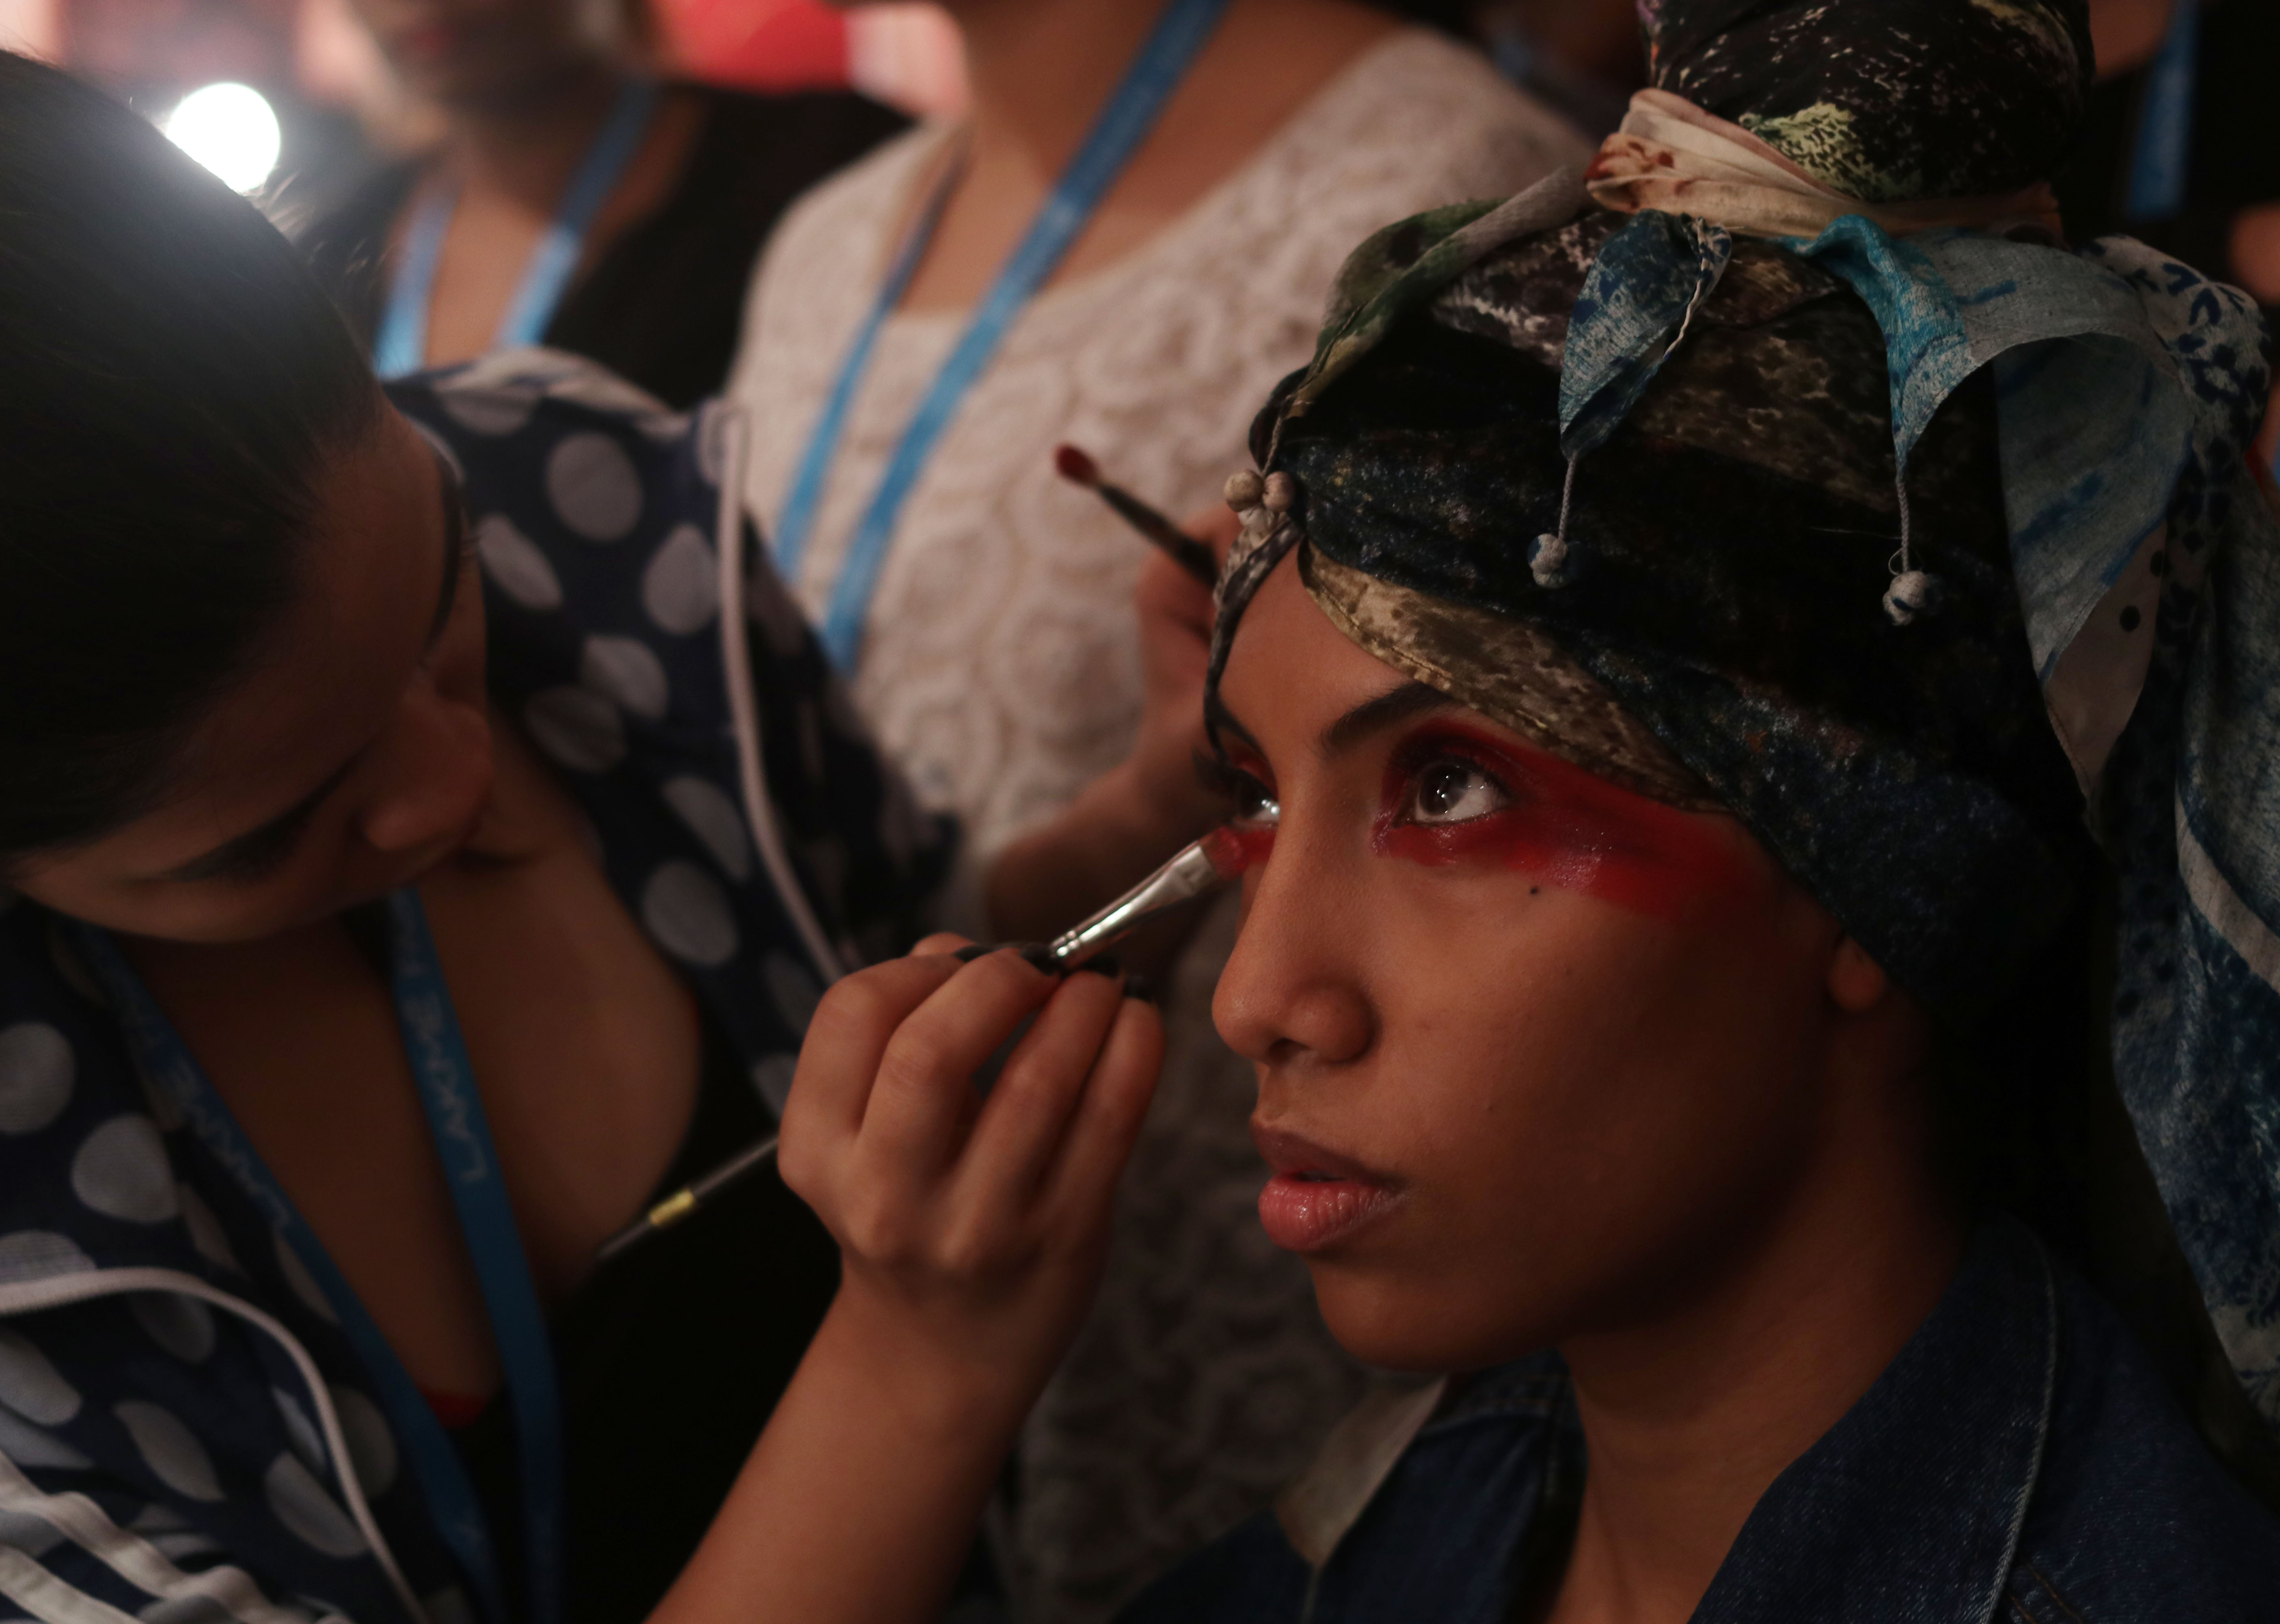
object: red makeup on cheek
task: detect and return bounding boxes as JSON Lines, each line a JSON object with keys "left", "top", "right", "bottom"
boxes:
{"left": 1221, "top": 821, "right": 1277, "bottom": 869}
{"left": 1371, "top": 727, "right": 1753, "bottom": 922}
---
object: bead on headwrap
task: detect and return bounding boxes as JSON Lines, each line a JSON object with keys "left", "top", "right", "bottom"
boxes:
{"left": 1530, "top": 455, "right": 1582, "bottom": 590}
{"left": 1882, "top": 475, "right": 1942, "bottom": 626}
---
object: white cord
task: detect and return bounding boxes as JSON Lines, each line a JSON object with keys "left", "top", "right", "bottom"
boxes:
{"left": 713, "top": 404, "right": 848, "bottom": 987}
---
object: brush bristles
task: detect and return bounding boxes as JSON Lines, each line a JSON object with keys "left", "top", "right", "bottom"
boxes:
{"left": 1054, "top": 442, "right": 1100, "bottom": 486}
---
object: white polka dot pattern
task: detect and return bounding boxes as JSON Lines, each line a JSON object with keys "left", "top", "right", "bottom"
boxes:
{"left": 176, "top": 1185, "right": 241, "bottom": 1273}
{"left": 579, "top": 635, "right": 670, "bottom": 721}
{"left": 545, "top": 433, "right": 642, "bottom": 542}
{"left": 640, "top": 862, "right": 738, "bottom": 967}
{"left": 475, "top": 514, "right": 563, "bottom": 611}
{"left": 129, "top": 1294, "right": 216, "bottom": 1363}
{"left": 0, "top": 1230, "right": 94, "bottom": 1280}
{"left": 263, "top": 1454, "right": 366, "bottom": 1557}
{"left": 438, "top": 386, "right": 537, "bottom": 438}
{"left": 641, "top": 525, "right": 719, "bottom": 634}
{"left": 661, "top": 777, "right": 751, "bottom": 881}
{"left": 0, "top": 1328, "right": 80, "bottom": 1423}
{"left": 70, "top": 1116, "right": 179, "bottom": 1224}
{"left": 270, "top": 1386, "right": 324, "bottom": 1473}
{"left": 523, "top": 687, "right": 626, "bottom": 774}
{"left": 330, "top": 1386, "right": 397, "bottom": 1499}
{"left": 114, "top": 1401, "right": 223, "bottom": 1501}
{"left": 273, "top": 1231, "right": 339, "bottom": 1326}
{"left": 0, "top": 1022, "right": 73, "bottom": 1134}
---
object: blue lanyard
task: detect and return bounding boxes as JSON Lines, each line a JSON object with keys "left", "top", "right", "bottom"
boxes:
{"left": 375, "top": 78, "right": 661, "bottom": 379}
{"left": 2125, "top": 0, "right": 2199, "bottom": 225}
{"left": 772, "top": 0, "right": 1233, "bottom": 669}
{"left": 75, "top": 895, "right": 564, "bottom": 1624}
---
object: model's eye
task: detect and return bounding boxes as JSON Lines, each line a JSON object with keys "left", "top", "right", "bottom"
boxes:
{"left": 1403, "top": 757, "right": 1509, "bottom": 825}
{"left": 1198, "top": 754, "right": 1280, "bottom": 827}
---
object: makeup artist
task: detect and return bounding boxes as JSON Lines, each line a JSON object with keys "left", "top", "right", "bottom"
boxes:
{"left": 0, "top": 52, "right": 1209, "bottom": 1624}
{"left": 292, "top": 0, "right": 902, "bottom": 408}
{"left": 725, "top": 2, "right": 1587, "bottom": 1611}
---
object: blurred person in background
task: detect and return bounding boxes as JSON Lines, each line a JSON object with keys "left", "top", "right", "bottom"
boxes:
{"left": 294, "top": 0, "right": 904, "bottom": 407}
{"left": 1473, "top": 0, "right": 1643, "bottom": 138}
{"left": 725, "top": 0, "right": 1588, "bottom": 1615}
{"left": 2058, "top": 0, "right": 2280, "bottom": 456}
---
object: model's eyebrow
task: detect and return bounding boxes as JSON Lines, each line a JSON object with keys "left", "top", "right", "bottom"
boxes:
{"left": 155, "top": 752, "right": 363, "bottom": 884}
{"left": 1207, "top": 680, "right": 1457, "bottom": 767}
{"left": 1319, "top": 680, "right": 1455, "bottom": 758}
{"left": 425, "top": 447, "right": 469, "bottom": 650}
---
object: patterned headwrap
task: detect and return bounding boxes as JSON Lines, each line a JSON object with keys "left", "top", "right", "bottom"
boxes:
{"left": 1209, "top": 0, "right": 2280, "bottom": 1464}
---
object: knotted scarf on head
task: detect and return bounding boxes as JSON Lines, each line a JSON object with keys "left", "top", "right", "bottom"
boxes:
{"left": 1208, "top": 0, "right": 2280, "bottom": 1469}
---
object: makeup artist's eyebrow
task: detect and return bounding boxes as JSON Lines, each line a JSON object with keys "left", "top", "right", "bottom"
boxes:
{"left": 156, "top": 753, "right": 363, "bottom": 884}
{"left": 1318, "top": 681, "right": 1455, "bottom": 759}
{"left": 154, "top": 450, "right": 461, "bottom": 885}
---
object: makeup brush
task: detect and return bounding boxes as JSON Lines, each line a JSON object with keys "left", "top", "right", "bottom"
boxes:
{"left": 1044, "top": 822, "right": 1257, "bottom": 968}
{"left": 594, "top": 824, "right": 1264, "bottom": 1266}
{"left": 1054, "top": 443, "right": 1220, "bottom": 587}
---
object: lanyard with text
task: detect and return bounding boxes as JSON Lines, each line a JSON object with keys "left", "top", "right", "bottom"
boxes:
{"left": 76, "top": 894, "right": 564, "bottom": 1624}
{"left": 772, "top": 0, "right": 1233, "bottom": 669}
{"left": 375, "top": 77, "right": 661, "bottom": 380}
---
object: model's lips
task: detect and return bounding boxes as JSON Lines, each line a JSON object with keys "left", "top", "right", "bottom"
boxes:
{"left": 1251, "top": 1123, "right": 1400, "bottom": 1254}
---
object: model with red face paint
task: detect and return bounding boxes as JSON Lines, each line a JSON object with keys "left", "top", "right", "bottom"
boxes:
{"left": 709, "top": 537, "right": 1973, "bottom": 1624}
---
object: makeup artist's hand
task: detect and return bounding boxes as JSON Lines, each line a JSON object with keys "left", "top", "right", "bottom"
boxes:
{"left": 656, "top": 948, "right": 1158, "bottom": 1624}
{"left": 780, "top": 942, "right": 1161, "bottom": 1399}
{"left": 985, "top": 504, "right": 1236, "bottom": 946}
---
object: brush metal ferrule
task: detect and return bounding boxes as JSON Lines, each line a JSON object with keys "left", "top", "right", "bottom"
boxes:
{"left": 1047, "top": 838, "right": 1229, "bottom": 967}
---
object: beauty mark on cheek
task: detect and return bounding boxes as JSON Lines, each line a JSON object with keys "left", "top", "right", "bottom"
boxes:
{"left": 1371, "top": 728, "right": 1752, "bottom": 923}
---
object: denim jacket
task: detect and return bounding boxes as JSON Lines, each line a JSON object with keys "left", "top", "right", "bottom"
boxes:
{"left": 0, "top": 354, "right": 946, "bottom": 1624}
{"left": 1121, "top": 1219, "right": 2280, "bottom": 1622}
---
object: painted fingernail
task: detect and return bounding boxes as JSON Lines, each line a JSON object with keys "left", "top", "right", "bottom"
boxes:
{"left": 1076, "top": 955, "right": 1122, "bottom": 978}
{"left": 953, "top": 945, "right": 991, "bottom": 962}
{"left": 1015, "top": 943, "right": 1062, "bottom": 975}
{"left": 1123, "top": 975, "right": 1157, "bottom": 1005}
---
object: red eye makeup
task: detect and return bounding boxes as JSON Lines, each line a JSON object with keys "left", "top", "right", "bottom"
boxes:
{"left": 1371, "top": 725, "right": 1753, "bottom": 922}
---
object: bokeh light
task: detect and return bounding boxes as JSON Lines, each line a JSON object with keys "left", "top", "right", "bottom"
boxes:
{"left": 162, "top": 81, "right": 282, "bottom": 194}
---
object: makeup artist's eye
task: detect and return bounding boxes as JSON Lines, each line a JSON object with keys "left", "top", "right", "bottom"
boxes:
{"left": 1401, "top": 757, "right": 1509, "bottom": 826}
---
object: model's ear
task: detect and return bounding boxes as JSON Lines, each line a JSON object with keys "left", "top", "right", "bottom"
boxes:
{"left": 1826, "top": 935, "right": 1893, "bottom": 1013}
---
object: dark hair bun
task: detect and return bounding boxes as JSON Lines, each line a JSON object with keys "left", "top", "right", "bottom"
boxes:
{"left": 1641, "top": 0, "right": 2094, "bottom": 202}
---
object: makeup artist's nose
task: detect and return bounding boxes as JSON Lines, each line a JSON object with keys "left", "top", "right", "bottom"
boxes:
{"left": 1213, "top": 831, "right": 1373, "bottom": 1069}
{"left": 360, "top": 686, "right": 495, "bottom": 853}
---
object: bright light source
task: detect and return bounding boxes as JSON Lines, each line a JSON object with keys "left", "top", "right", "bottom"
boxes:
{"left": 163, "top": 82, "right": 281, "bottom": 195}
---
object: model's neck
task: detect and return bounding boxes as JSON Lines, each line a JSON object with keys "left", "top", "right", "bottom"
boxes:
{"left": 947, "top": 0, "right": 1196, "bottom": 173}
{"left": 440, "top": 58, "right": 625, "bottom": 204}
{"left": 1547, "top": 1065, "right": 1963, "bottom": 1624}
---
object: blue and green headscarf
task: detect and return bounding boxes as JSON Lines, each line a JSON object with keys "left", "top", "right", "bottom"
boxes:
{"left": 1210, "top": 0, "right": 2280, "bottom": 1484}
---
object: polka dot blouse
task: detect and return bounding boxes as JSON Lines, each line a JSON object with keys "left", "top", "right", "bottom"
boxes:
{"left": 0, "top": 352, "right": 950, "bottom": 1624}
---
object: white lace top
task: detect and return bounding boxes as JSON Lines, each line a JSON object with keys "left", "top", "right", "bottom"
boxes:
{"left": 728, "top": 30, "right": 1587, "bottom": 1620}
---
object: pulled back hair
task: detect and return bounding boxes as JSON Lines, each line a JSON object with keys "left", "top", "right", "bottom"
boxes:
{"left": 0, "top": 52, "right": 379, "bottom": 864}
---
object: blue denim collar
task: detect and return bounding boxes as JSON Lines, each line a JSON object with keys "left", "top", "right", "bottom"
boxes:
{"left": 1693, "top": 1217, "right": 2059, "bottom": 1623}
